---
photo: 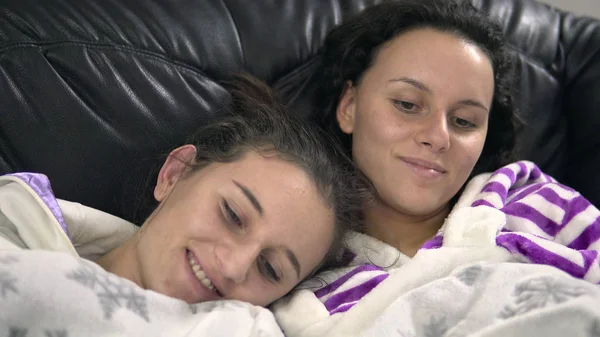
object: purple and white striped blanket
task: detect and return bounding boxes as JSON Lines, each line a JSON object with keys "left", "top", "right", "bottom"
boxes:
{"left": 273, "top": 161, "right": 600, "bottom": 337}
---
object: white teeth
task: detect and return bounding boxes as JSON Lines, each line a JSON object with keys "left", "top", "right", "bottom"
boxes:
{"left": 187, "top": 251, "right": 216, "bottom": 291}
{"left": 200, "top": 278, "right": 212, "bottom": 289}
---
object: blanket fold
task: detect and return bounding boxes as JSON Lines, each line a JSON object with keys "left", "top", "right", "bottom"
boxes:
{"left": 273, "top": 161, "right": 600, "bottom": 337}
{"left": 0, "top": 173, "right": 284, "bottom": 336}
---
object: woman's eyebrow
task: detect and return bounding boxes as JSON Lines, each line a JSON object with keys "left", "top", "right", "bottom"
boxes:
{"left": 391, "top": 77, "right": 489, "bottom": 111}
{"left": 457, "top": 99, "right": 489, "bottom": 112}
{"left": 233, "top": 180, "right": 263, "bottom": 216}
{"left": 389, "top": 77, "right": 431, "bottom": 93}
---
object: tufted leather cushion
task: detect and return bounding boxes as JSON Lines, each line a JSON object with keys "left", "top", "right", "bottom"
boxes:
{"left": 1, "top": 0, "right": 599, "bottom": 222}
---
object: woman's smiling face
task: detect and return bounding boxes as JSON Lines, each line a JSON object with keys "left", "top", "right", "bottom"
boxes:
{"left": 134, "top": 145, "right": 335, "bottom": 306}
{"left": 337, "top": 28, "right": 494, "bottom": 217}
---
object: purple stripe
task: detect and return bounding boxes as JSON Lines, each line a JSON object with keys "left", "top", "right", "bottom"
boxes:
{"left": 495, "top": 167, "right": 516, "bottom": 184}
{"left": 481, "top": 181, "right": 508, "bottom": 202}
{"left": 567, "top": 217, "right": 600, "bottom": 250}
{"left": 314, "top": 264, "right": 385, "bottom": 298}
{"left": 324, "top": 274, "right": 389, "bottom": 312}
{"left": 507, "top": 183, "right": 543, "bottom": 204}
{"left": 581, "top": 249, "right": 598, "bottom": 273}
{"left": 535, "top": 186, "right": 571, "bottom": 210}
{"left": 496, "top": 233, "right": 586, "bottom": 278}
{"left": 503, "top": 202, "right": 561, "bottom": 236}
{"left": 562, "top": 195, "right": 593, "bottom": 226}
{"left": 471, "top": 199, "right": 496, "bottom": 208}
{"left": 7, "top": 173, "right": 69, "bottom": 237}
{"left": 528, "top": 163, "right": 542, "bottom": 181}
{"left": 329, "top": 302, "right": 357, "bottom": 315}
{"left": 421, "top": 235, "right": 443, "bottom": 249}
{"left": 516, "top": 162, "right": 530, "bottom": 183}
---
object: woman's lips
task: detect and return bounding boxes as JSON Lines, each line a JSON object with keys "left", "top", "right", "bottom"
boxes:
{"left": 399, "top": 156, "right": 446, "bottom": 179}
{"left": 184, "top": 249, "right": 223, "bottom": 301}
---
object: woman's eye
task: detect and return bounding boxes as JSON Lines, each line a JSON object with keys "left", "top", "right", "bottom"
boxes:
{"left": 451, "top": 116, "right": 477, "bottom": 128}
{"left": 394, "top": 100, "right": 419, "bottom": 113}
{"left": 259, "top": 255, "right": 281, "bottom": 283}
{"left": 223, "top": 200, "right": 243, "bottom": 228}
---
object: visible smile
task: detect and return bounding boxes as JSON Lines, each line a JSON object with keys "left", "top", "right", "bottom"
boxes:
{"left": 399, "top": 156, "right": 446, "bottom": 178}
{"left": 186, "top": 249, "right": 223, "bottom": 297}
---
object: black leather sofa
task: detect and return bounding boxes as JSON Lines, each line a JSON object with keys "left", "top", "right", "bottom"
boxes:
{"left": 1, "top": 0, "right": 599, "bottom": 222}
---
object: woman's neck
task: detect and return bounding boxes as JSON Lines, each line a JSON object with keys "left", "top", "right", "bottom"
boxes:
{"left": 95, "top": 237, "right": 143, "bottom": 287}
{"left": 363, "top": 201, "right": 450, "bottom": 257}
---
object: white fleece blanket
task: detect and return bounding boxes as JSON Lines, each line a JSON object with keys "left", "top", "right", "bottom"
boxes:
{"left": 275, "top": 238, "right": 600, "bottom": 337}
{"left": 0, "top": 173, "right": 285, "bottom": 336}
{"left": 273, "top": 172, "right": 600, "bottom": 337}
{"left": 0, "top": 249, "right": 284, "bottom": 337}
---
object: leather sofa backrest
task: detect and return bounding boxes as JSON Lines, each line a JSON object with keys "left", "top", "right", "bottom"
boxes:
{"left": 1, "top": 0, "right": 599, "bottom": 221}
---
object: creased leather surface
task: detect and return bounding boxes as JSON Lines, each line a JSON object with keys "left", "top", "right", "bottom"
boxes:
{"left": 1, "top": 0, "right": 599, "bottom": 221}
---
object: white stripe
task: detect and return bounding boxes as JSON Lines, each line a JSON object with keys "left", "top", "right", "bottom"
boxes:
{"left": 519, "top": 193, "right": 565, "bottom": 227}
{"left": 474, "top": 191, "right": 504, "bottom": 208}
{"left": 545, "top": 183, "right": 577, "bottom": 200}
{"left": 513, "top": 161, "right": 534, "bottom": 187}
{"left": 587, "top": 238, "right": 600, "bottom": 252}
{"left": 555, "top": 204, "right": 600, "bottom": 246}
{"left": 524, "top": 233, "right": 586, "bottom": 268}
{"left": 504, "top": 214, "right": 552, "bottom": 239}
{"left": 500, "top": 163, "right": 522, "bottom": 185}
{"left": 583, "top": 254, "right": 600, "bottom": 284}
{"left": 506, "top": 183, "right": 574, "bottom": 209}
{"left": 488, "top": 172, "right": 512, "bottom": 192}
{"left": 506, "top": 183, "right": 542, "bottom": 203}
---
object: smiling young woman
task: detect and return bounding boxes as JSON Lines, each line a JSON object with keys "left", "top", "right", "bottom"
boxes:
{"left": 335, "top": 27, "right": 495, "bottom": 255}
{"left": 0, "top": 73, "right": 370, "bottom": 308}
{"left": 272, "top": 1, "right": 600, "bottom": 336}
{"left": 91, "top": 73, "right": 371, "bottom": 307}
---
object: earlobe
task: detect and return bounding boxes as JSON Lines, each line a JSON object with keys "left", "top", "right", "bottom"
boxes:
{"left": 336, "top": 81, "right": 356, "bottom": 135}
{"left": 154, "top": 144, "right": 197, "bottom": 202}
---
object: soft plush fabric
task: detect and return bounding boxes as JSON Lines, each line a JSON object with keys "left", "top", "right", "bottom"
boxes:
{"left": 2, "top": 1, "right": 600, "bottom": 336}
{"left": 272, "top": 161, "right": 600, "bottom": 336}
{"left": 0, "top": 250, "right": 284, "bottom": 336}
{"left": 0, "top": 173, "right": 284, "bottom": 336}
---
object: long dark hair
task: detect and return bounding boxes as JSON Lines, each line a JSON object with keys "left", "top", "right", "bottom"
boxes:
{"left": 134, "top": 73, "right": 372, "bottom": 273}
{"left": 314, "top": 0, "right": 522, "bottom": 179}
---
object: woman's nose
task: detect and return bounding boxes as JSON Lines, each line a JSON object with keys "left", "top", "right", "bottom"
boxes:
{"left": 414, "top": 112, "right": 450, "bottom": 152}
{"left": 215, "top": 242, "right": 261, "bottom": 284}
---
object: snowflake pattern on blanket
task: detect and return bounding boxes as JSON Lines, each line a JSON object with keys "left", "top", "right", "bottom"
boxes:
{"left": 66, "top": 261, "right": 150, "bottom": 322}
{"left": 499, "top": 276, "right": 591, "bottom": 318}
{"left": 7, "top": 328, "right": 68, "bottom": 337}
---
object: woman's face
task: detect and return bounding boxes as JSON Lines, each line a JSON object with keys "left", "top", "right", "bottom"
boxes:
{"left": 134, "top": 145, "right": 335, "bottom": 306}
{"left": 337, "top": 28, "right": 494, "bottom": 217}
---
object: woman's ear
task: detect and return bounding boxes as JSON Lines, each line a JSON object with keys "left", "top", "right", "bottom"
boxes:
{"left": 336, "top": 81, "right": 357, "bottom": 135}
{"left": 154, "top": 144, "right": 197, "bottom": 202}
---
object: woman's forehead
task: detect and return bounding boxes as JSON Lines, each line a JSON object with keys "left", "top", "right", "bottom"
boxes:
{"left": 208, "top": 152, "right": 334, "bottom": 227}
